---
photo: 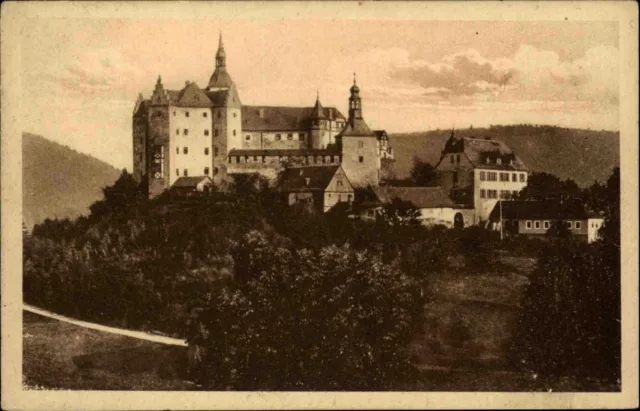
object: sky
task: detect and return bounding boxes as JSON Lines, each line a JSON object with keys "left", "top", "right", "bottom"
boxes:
{"left": 20, "top": 14, "right": 619, "bottom": 171}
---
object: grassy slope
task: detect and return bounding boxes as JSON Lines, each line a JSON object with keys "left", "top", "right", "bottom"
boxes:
{"left": 23, "top": 311, "right": 192, "bottom": 390}
{"left": 22, "top": 132, "right": 121, "bottom": 229}
{"left": 390, "top": 125, "right": 619, "bottom": 187}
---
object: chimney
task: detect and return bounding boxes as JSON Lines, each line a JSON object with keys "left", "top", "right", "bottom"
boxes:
{"left": 328, "top": 108, "right": 333, "bottom": 120}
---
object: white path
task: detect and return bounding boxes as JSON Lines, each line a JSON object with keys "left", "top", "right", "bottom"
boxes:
{"left": 23, "top": 304, "right": 188, "bottom": 347}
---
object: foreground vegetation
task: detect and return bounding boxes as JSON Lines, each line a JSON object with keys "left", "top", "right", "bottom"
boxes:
{"left": 23, "top": 168, "right": 621, "bottom": 390}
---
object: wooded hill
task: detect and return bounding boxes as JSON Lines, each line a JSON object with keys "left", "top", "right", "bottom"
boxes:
{"left": 22, "top": 132, "right": 121, "bottom": 229}
{"left": 390, "top": 125, "right": 619, "bottom": 187}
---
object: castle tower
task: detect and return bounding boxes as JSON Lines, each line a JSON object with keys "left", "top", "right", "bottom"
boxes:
{"left": 337, "top": 74, "right": 381, "bottom": 187}
{"left": 310, "top": 91, "right": 328, "bottom": 149}
{"left": 205, "top": 33, "right": 242, "bottom": 182}
{"left": 146, "top": 75, "right": 172, "bottom": 197}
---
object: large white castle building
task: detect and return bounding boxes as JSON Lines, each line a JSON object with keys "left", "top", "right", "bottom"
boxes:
{"left": 132, "top": 35, "right": 394, "bottom": 197}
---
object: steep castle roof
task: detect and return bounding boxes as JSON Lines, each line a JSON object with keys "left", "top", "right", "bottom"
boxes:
{"left": 207, "top": 67, "right": 234, "bottom": 90}
{"left": 242, "top": 105, "right": 346, "bottom": 132}
{"left": 441, "top": 136, "right": 528, "bottom": 171}
{"left": 174, "top": 82, "right": 213, "bottom": 108}
{"left": 339, "top": 118, "right": 375, "bottom": 137}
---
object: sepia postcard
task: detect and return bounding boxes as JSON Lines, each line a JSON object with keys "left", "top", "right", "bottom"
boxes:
{"left": 1, "top": 1, "right": 638, "bottom": 409}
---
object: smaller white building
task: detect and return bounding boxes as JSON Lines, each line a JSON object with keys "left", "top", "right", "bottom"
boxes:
{"left": 360, "top": 186, "right": 474, "bottom": 228}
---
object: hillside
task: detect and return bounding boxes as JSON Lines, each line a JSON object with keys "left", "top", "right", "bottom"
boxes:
{"left": 390, "top": 125, "right": 619, "bottom": 187}
{"left": 22, "top": 132, "right": 121, "bottom": 229}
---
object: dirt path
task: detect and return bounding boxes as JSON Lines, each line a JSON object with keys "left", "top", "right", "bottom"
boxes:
{"left": 23, "top": 304, "right": 187, "bottom": 347}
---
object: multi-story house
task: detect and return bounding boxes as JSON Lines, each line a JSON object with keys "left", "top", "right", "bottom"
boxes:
{"left": 434, "top": 132, "right": 529, "bottom": 223}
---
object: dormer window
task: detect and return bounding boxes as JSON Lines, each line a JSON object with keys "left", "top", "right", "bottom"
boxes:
{"left": 185, "top": 111, "right": 189, "bottom": 117}
{"left": 486, "top": 157, "right": 491, "bottom": 164}
{"left": 497, "top": 158, "right": 502, "bottom": 165}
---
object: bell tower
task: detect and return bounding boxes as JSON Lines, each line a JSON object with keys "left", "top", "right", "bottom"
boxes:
{"left": 348, "top": 73, "right": 363, "bottom": 122}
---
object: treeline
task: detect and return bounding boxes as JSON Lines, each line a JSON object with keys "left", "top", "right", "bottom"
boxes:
{"left": 23, "top": 167, "right": 621, "bottom": 389}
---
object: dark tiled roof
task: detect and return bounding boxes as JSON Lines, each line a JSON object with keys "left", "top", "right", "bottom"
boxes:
{"left": 207, "top": 67, "right": 234, "bottom": 89}
{"left": 228, "top": 148, "right": 340, "bottom": 157}
{"left": 277, "top": 165, "right": 341, "bottom": 192}
{"left": 488, "top": 200, "right": 597, "bottom": 221}
{"left": 204, "top": 85, "right": 242, "bottom": 108}
{"left": 371, "top": 186, "right": 456, "bottom": 209}
{"left": 339, "top": 118, "right": 375, "bottom": 137}
{"left": 172, "top": 176, "right": 213, "bottom": 188}
{"left": 242, "top": 106, "right": 346, "bottom": 132}
{"left": 175, "top": 82, "right": 213, "bottom": 108}
{"left": 444, "top": 137, "right": 528, "bottom": 171}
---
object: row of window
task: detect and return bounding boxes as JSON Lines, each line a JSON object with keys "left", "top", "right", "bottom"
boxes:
{"left": 177, "top": 129, "right": 236, "bottom": 137}
{"left": 480, "top": 189, "right": 518, "bottom": 199}
{"left": 524, "top": 220, "right": 583, "bottom": 230}
{"left": 229, "top": 154, "right": 341, "bottom": 164}
{"left": 175, "top": 147, "right": 220, "bottom": 156}
{"left": 479, "top": 171, "right": 526, "bottom": 182}
{"left": 173, "top": 110, "right": 238, "bottom": 119}
{"left": 176, "top": 167, "right": 219, "bottom": 177}
{"left": 247, "top": 133, "right": 307, "bottom": 142}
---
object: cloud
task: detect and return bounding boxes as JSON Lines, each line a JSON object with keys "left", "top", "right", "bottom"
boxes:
{"left": 42, "top": 48, "right": 146, "bottom": 97}
{"left": 385, "top": 44, "right": 618, "bottom": 107}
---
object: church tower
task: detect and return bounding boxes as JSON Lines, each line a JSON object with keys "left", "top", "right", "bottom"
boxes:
{"left": 337, "top": 75, "right": 381, "bottom": 188}
{"left": 205, "top": 33, "right": 242, "bottom": 182}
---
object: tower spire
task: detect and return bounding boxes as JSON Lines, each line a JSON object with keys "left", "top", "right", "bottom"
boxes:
{"left": 216, "top": 32, "right": 226, "bottom": 68}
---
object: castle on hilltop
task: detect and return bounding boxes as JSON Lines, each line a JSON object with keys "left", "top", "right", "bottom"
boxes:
{"left": 132, "top": 34, "right": 394, "bottom": 197}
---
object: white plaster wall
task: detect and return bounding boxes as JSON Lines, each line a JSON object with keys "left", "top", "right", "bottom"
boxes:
{"left": 169, "top": 106, "right": 213, "bottom": 185}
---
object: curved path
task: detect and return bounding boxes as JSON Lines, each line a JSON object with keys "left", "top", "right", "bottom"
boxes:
{"left": 23, "top": 304, "right": 187, "bottom": 347}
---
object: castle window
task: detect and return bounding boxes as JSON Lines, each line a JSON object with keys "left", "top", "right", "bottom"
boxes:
{"left": 184, "top": 129, "right": 189, "bottom": 135}
{"left": 204, "top": 147, "right": 209, "bottom": 155}
{"left": 253, "top": 156, "right": 258, "bottom": 162}
{"left": 176, "top": 169, "right": 179, "bottom": 176}
{"left": 275, "top": 134, "right": 282, "bottom": 141}
{"left": 534, "top": 221, "right": 540, "bottom": 229}
{"left": 497, "top": 158, "right": 502, "bottom": 165}
{"left": 245, "top": 135, "right": 251, "bottom": 141}
{"left": 176, "top": 129, "right": 180, "bottom": 135}
{"left": 299, "top": 133, "right": 305, "bottom": 141}
{"left": 479, "top": 171, "right": 486, "bottom": 181}
{"left": 450, "top": 155, "right": 454, "bottom": 164}
{"left": 173, "top": 111, "right": 176, "bottom": 116}
{"left": 358, "top": 141, "right": 364, "bottom": 148}
{"left": 512, "top": 173, "right": 517, "bottom": 182}
{"left": 204, "top": 130, "right": 210, "bottom": 136}
{"left": 203, "top": 112, "right": 208, "bottom": 118}
{"left": 544, "top": 221, "right": 550, "bottom": 229}
{"left": 233, "top": 112, "right": 237, "bottom": 118}
{"left": 480, "top": 189, "right": 486, "bottom": 198}
{"left": 204, "top": 167, "right": 210, "bottom": 175}
{"left": 185, "top": 112, "right": 189, "bottom": 117}
{"left": 566, "top": 221, "right": 573, "bottom": 229}
{"left": 575, "top": 221, "right": 582, "bottom": 229}
{"left": 233, "top": 130, "right": 236, "bottom": 136}
{"left": 337, "top": 178, "right": 343, "bottom": 187}
{"left": 287, "top": 133, "right": 293, "bottom": 140}
{"left": 500, "top": 173, "right": 509, "bottom": 182}
{"left": 519, "top": 173, "right": 526, "bottom": 182}
{"left": 183, "top": 147, "right": 188, "bottom": 154}
{"left": 183, "top": 169, "right": 188, "bottom": 176}
{"left": 359, "top": 156, "right": 364, "bottom": 163}
{"left": 176, "top": 147, "right": 179, "bottom": 155}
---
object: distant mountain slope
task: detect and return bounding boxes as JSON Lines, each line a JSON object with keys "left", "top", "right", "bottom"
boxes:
{"left": 23, "top": 133, "right": 121, "bottom": 229}
{"left": 390, "top": 125, "right": 619, "bottom": 187}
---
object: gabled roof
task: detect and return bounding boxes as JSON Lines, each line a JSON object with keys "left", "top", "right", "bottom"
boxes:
{"left": 175, "top": 82, "right": 213, "bottom": 108}
{"left": 371, "top": 186, "right": 456, "bottom": 209}
{"left": 242, "top": 106, "right": 346, "bottom": 132}
{"left": 339, "top": 118, "right": 375, "bottom": 137}
{"left": 277, "top": 165, "right": 342, "bottom": 192}
{"left": 441, "top": 136, "right": 527, "bottom": 171}
{"left": 487, "top": 200, "right": 599, "bottom": 221}
{"left": 172, "top": 176, "right": 213, "bottom": 188}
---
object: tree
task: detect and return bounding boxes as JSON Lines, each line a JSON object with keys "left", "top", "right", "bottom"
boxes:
{"left": 409, "top": 157, "right": 437, "bottom": 186}
{"left": 89, "top": 169, "right": 144, "bottom": 216}
{"left": 377, "top": 197, "right": 422, "bottom": 227}
{"left": 545, "top": 220, "right": 571, "bottom": 239}
{"left": 517, "top": 172, "right": 582, "bottom": 201}
{"left": 512, "top": 241, "right": 620, "bottom": 383}
{"left": 190, "top": 231, "right": 421, "bottom": 390}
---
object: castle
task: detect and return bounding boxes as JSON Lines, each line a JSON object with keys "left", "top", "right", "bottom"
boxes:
{"left": 132, "top": 34, "right": 394, "bottom": 197}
